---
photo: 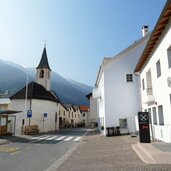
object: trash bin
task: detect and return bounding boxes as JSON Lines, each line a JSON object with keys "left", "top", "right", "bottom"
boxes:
{"left": 116, "top": 126, "right": 121, "bottom": 136}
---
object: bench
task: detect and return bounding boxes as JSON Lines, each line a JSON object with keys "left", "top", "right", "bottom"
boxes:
{"left": 24, "top": 125, "right": 39, "bottom": 135}
{"left": 0, "top": 126, "right": 8, "bottom": 135}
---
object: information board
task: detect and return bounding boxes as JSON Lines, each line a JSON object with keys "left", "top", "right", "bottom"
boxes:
{"left": 138, "top": 112, "right": 151, "bottom": 143}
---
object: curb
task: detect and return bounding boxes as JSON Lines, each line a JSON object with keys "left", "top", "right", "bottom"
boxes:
{"left": 132, "top": 143, "right": 156, "bottom": 164}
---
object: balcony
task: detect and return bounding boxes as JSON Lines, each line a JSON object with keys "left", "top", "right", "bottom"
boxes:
{"left": 92, "top": 88, "right": 101, "bottom": 99}
{"left": 143, "top": 87, "right": 155, "bottom": 104}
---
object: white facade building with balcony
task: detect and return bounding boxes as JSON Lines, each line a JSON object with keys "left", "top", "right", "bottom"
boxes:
{"left": 135, "top": 0, "right": 171, "bottom": 142}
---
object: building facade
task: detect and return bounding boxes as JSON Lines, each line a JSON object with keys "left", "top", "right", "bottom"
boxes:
{"left": 135, "top": 0, "right": 171, "bottom": 142}
{"left": 8, "top": 47, "right": 60, "bottom": 135}
{"left": 86, "top": 93, "right": 98, "bottom": 128}
{"left": 94, "top": 31, "right": 150, "bottom": 135}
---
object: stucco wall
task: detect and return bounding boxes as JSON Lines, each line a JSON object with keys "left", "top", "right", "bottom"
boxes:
{"left": 140, "top": 20, "right": 171, "bottom": 142}
{"left": 9, "top": 99, "right": 59, "bottom": 135}
{"left": 97, "top": 36, "right": 149, "bottom": 135}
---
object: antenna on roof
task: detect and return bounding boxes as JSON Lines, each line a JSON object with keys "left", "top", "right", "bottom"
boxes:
{"left": 44, "top": 40, "right": 46, "bottom": 48}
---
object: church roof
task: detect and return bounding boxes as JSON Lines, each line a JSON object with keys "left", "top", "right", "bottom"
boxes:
{"left": 36, "top": 47, "right": 51, "bottom": 71}
{"left": 10, "top": 81, "right": 59, "bottom": 102}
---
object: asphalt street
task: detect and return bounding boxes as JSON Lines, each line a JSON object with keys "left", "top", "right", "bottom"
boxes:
{"left": 0, "top": 128, "right": 87, "bottom": 171}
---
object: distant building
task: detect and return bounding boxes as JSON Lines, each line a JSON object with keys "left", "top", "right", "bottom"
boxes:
{"left": 134, "top": 0, "right": 171, "bottom": 142}
{"left": 86, "top": 93, "right": 98, "bottom": 128}
{"left": 58, "top": 103, "right": 68, "bottom": 128}
{"left": 79, "top": 105, "right": 90, "bottom": 127}
{"left": 8, "top": 46, "right": 60, "bottom": 135}
{"left": 0, "top": 98, "right": 11, "bottom": 109}
{"left": 64, "top": 104, "right": 77, "bottom": 127}
{"left": 94, "top": 28, "right": 150, "bottom": 135}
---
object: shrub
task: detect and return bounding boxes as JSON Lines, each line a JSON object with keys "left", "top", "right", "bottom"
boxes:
{"left": 101, "top": 125, "right": 104, "bottom": 130}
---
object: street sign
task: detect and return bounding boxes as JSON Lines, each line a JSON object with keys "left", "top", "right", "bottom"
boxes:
{"left": 44, "top": 113, "right": 48, "bottom": 117}
{"left": 27, "top": 110, "right": 32, "bottom": 118}
{"left": 138, "top": 112, "right": 150, "bottom": 143}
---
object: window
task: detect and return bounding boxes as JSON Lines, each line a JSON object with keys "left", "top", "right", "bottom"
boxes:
{"left": 126, "top": 74, "right": 133, "bottom": 82}
{"left": 167, "top": 46, "right": 171, "bottom": 68}
{"left": 152, "top": 107, "right": 157, "bottom": 125}
{"left": 83, "top": 113, "right": 85, "bottom": 117}
{"left": 40, "top": 69, "right": 44, "bottom": 78}
{"left": 158, "top": 105, "right": 164, "bottom": 125}
{"left": 64, "top": 111, "right": 65, "bottom": 116}
{"left": 59, "top": 110, "right": 60, "bottom": 116}
{"left": 72, "top": 112, "right": 73, "bottom": 118}
{"left": 142, "top": 79, "right": 145, "bottom": 90}
{"left": 156, "top": 60, "right": 161, "bottom": 77}
{"left": 22, "top": 119, "right": 25, "bottom": 126}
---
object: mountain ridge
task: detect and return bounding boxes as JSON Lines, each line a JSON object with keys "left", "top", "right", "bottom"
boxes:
{"left": 0, "top": 59, "right": 92, "bottom": 105}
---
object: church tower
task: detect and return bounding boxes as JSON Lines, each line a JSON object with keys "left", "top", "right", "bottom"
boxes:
{"left": 36, "top": 46, "right": 51, "bottom": 91}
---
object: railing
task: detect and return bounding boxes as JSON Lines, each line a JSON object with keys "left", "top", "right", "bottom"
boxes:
{"left": 146, "top": 87, "right": 153, "bottom": 95}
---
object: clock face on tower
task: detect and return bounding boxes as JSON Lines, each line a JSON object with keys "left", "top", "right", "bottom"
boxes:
{"left": 167, "top": 77, "right": 171, "bottom": 88}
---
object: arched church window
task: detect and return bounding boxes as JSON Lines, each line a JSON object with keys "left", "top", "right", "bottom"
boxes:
{"left": 40, "top": 69, "right": 44, "bottom": 78}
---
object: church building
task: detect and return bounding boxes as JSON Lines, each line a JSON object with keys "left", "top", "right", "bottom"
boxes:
{"left": 8, "top": 46, "right": 60, "bottom": 135}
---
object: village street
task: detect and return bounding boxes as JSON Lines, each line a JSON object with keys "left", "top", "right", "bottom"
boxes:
{"left": 0, "top": 128, "right": 87, "bottom": 171}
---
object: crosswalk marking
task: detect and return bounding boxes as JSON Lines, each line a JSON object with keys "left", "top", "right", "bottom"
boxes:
{"left": 31, "top": 135, "right": 45, "bottom": 140}
{"left": 38, "top": 136, "right": 51, "bottom": 140}
{"left": 64, "top": 136, "right": 73, "bottom": 141}
{"left": 73, "top": 137, "right": 81, "bottom": 142}
{"left": 30, "top": 135, "right": 82, "bottom": 142}
{"left": 46, "top": 136, "right": 58, "bottom": 140}
{"left": 55, "top": 136, "right": 66, "bottom": 141}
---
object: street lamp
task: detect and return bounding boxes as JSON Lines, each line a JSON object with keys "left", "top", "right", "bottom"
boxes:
{"left": 22, "top": 73, "right": 28, "bottom": 134}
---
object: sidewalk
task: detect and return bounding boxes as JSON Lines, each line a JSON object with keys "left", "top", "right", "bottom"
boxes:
{"left": 132, "top": 141, "right": 171, "bottom": 164}
{"left": 54, "top": 131, "right": 171, "bottom": 171}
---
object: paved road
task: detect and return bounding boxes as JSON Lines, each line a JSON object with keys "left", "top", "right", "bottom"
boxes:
{"left": 57, "top": 131, "right": 171, "bottom": 171}
{"left": 0, "top": 128, "right": 87, "bottom": 171}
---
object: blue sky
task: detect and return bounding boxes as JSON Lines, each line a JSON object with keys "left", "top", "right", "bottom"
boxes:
{"left": 0, "top": 0, "right": 166, "bottom": 86}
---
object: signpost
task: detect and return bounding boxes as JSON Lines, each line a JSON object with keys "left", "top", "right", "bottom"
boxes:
{"left": 27, "top": 110, "right": 32, "bottom": 118}
{"left": 27, "top": 110, "right": 32, "bottom": 126}
{"left": 138, "top": 112, "right": 151, "bottom": 143}
{"left": 43, "top": 113, "right": 48, "bottom": 132}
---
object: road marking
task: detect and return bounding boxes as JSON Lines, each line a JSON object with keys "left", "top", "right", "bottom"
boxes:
{"left": 73, "top": 137, "right": 81, "bottom": 142}
{"left": 25, "top": 146, "right": 31, "bottom": 150}
{"left": 38, "top": 136, "right": 51, "bottom": 140}
{"left": 46, "top": 136, "right": 58, "bottom": 140}
{"left": 10, "top": 150, "right": 20, "bottom": 155}
{"left": 64, "top": 136, "right": 73, "bottom": 141}
{"left": 31, "top": 135, "right": 45, "bottom": 140}
{"left": 55, "top": 136, "right": 66, "bottom": 141}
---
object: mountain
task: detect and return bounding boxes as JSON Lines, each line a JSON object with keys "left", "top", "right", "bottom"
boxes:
{"left": 0, "top": 59, "right": 92, "bottom": 105}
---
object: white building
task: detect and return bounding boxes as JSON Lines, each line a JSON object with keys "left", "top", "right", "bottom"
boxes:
{"left": 135, "top": 0, "right": 171, "bottom": 142}
{"left": 59, "top": 103, "right": 69, "bottom": 128}
{"left": 94, "top": 29, "right": 151, "bottom": 135}
{"left": 86, "top": 93, "right": 98, "bottom": 128}
{"left": 8, "top": 47, "right": 60, "bottom": 135}
{"left": 79, "top": 106, "right": 90, "bottom": 127}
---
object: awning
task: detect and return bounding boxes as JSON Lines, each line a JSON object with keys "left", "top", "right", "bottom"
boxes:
{"left": 0, "top": 109, "right": 22, "bottom": 115}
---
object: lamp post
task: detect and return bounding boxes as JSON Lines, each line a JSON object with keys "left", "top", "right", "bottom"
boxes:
{"left": 24, "top": 74, "right": 28, "bottom": 116}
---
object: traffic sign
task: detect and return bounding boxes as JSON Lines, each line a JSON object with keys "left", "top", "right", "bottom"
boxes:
{"left": 27, "top": 110, "right": 32, "bottom": 118}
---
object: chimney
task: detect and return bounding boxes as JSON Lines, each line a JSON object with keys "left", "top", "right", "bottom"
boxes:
{"left": 142, "top": 25, "right": 149, "bottom": 37}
